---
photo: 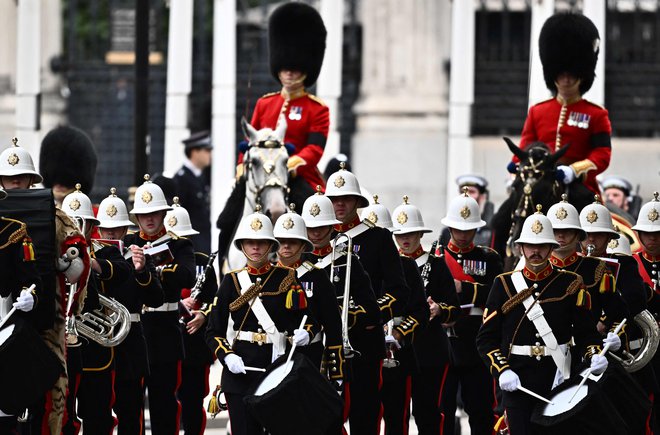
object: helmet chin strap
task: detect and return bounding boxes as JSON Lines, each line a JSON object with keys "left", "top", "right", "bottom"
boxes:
{"left": 241, "top": 242, "right": 273, "bottom": 265}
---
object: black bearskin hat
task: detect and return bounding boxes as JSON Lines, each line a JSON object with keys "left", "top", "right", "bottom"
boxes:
{"left": 269, "top": 2, "right": 327, "bottom": 88}
{"left": 40, "top": 126, "right": 98, "bottom": 194}
{"left": 539, "top": 13, "right": 600, "bottom": 96}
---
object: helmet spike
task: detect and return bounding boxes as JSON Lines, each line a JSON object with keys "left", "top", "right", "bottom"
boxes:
{"left": 75, "top": 183, "right": 82, "bottom": 192}
{"left": 373, "top": 194, "right": 379, "bottom": 204}
{"left": 289, "top": 203, "right": 296, "bottom": 212}
{"left": 315, "top": 185, "right": 323, "bottom": 195}
{"left": 110, "top": 187, "right": 117, "bottom": 197}
{"left": 11, "top": 137, "right": 18, "bottom": 147}
{"left": 462, "top": 186, "right": 469, "bottom": 197}
{"left": 535, "top": 204, "right": 543, "bottom": 214}
{"left": 255, "top": 204, "right": 262, "bottom": 213}
{"left": 654, "top": 192, "right": 659, "bottom": 202}
{"left": 144, "top": 174, "right": 151, "bottom": 183}
{"left": 173, "top": 196, "right": 180, "bottom": 207}
{"left": 339, "top": 161, "right": 346, "bottom": 170}
{"left": 561, "top": 193, "right": 568, "bottom": 202}
{"left": 403, "top": 195, "right": 409, "bottom": 205}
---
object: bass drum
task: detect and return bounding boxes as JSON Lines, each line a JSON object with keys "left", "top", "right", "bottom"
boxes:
{"left": 0, "top": 316, "right": 63, "bottom": 415}
{"left": 243, "top": 353, "right": 343, "bottom": 435}
{"left": 531, "top": 360, "right": 650, "bottom": 434}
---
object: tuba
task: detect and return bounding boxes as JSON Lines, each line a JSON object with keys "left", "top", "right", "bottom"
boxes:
{"left": 330, "top": 232, "right": 360, "bottom": 359}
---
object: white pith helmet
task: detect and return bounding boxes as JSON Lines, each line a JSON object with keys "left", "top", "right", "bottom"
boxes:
{"left": 515, "top": 205, "right": 559, "bottom": 246}
{"left": 547, "top": 193, "right": 586, "bottom": 240}
{"left": 441, "top": 187, "right": 486, "bottom": 231}
{"left": 129, "top": 174, "right": 173, "bottom": 215}
{"left": 273, "top": 204, "right": 313, "bottom": 252}
{"left": 301, "top": 186, "right": 341, "bottom": 228}
{"left": 607, "top": 227, "right": 632, "bottom": 255}
{"left": 361, "top": 194, "right": 394, "bottom": 230}
{"left": 324, "top": 162, "right": 370, "bottom": 208}
{"left": 579, "top": 195, "right": 620, "bottom": 239}
{"left": 233, "top": 205, "right": 279, "bottom": 251}
{"left": 62, "top": 183, "right": 100, "bottom": 226}
{"left": 632, "top": 192, "right": 660, "bottom": 233}
{"left": 165, "top": 197, "right": 199, "bottom": 237}
{"left": 391, "top": 195, "right": 432, "bottom": 234}
{"left": 97, "top": 187, "right": 134, "bottom": 228}
{"left": 0, "top": 137, "right": 43, "bottom": 184}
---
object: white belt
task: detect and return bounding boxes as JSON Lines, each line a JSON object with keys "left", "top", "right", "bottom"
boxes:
{"left": 129, "top": 313, "right": 141, "bottom": 322}
{"left": 236, "top": 330, "right": 280, "bottom": 346}
{"left": 510, "top": 343, "right": 569, "bottom": 359}
{"left": 629, "top": 338, "right": 643, "bottom": 351}
{"left": 144, "top": 302, "right": 179, "bottom": 312}
{"left": 469, "top": 307, "right": 484, "bottom": 316}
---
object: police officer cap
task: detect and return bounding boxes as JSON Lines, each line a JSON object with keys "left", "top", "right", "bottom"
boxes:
{"left": 601, "top": 175, "right": 632, "bottom": 197}
{"left": 182, "top": 131, "right": 212, "bottom": 150}
{"left": 269, "top": 2, "right": 326, "bottom": 88}
{"left": 456, "top": 174, "right": 488, "bottom": 193}
{"left": 40, "top": 125, "right": 97, "bottom": 194}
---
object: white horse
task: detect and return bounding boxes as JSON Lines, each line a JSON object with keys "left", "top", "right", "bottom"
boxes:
{"left": 224, "top": 116, "right": 290, "bottom": 272}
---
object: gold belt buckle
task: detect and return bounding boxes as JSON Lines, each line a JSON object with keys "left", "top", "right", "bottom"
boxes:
{"left": 252, "top": 332, "right": 267, "bottom": 346}
{"left": 531, "top": 344, "right": 545, "bottom": 359}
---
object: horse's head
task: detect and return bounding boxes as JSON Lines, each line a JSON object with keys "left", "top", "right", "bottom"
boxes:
{"left": 241, "top": 116, "right": 289, "bottom": 222}
{"left": 504, "top": 137, "right": 569, "bottom": 194}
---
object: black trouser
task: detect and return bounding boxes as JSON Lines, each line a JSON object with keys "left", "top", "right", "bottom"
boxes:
{"left": 347, "top": 357, "right": 383, "bottom": 435}
{"left": 411, "top": 363, "right": 449, "bottom": 435}
{"left": 381, "top": 362, "right": 412, "bottom": 435}
{"left": 145, "top": 361, "right": 181, "bottom": 435}
{"left": 114, "top": 377, "right": 145, "bottom": 435}
{"left": 77, "top": 368, "right": 116, "bottom": 434}
{"left": 0, "top": 417, "right": 18, "bottom": 434}
{"left": 441, "top": 363, "right": 496, "bottom": 435}
{"left": 178, "top": 362, "right": 210, "bottom": 435}
{"left": 226, "top": 392, "right": 265, "bottom": 435}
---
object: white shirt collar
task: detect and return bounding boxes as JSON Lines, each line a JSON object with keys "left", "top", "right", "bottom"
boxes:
{"left": 183, "top": 159, "right": 203, "bottom": 177}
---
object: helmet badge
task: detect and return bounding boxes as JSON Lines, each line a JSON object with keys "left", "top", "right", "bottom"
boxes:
{"left": 397, "top": 211, "right": 408, "bottom": 225}
{"left": 608, "top": 239, "right": 619, "bottom": 249}
{"left": 555, "top": 207, "right": 568, "bottom": 221}
{"left": 586, "top": 210, "right": 598, "bottom": 224}
{"left": 648, "top": 208, "right": 659, "bottom": 223}
{"left": 106, "top": 204, "right": 117, "bottom": 218}
{"left": 367, "top": 211, "right": 378, "bottom": 224}
{"left": 531, "top": 220, "right": 543, "bottom": 234}
{"left": 141, "top": 190, "right": 153, "bottom": 204}
{"left": 309, "top": 203, "right": 321, "bottom": 217}
{"left": 251, "top": 218, "right": 263, "bottom": 232}
{"left": 7, "top": 153, "right": 19, "bottom": 166}
{"left": 168, "top": 216, "right": 178, "bottom": 227}
{"left": 460, "top": 206, "right": 471, "bottom": 220}
{"left": 334, "top": 176, "right": 345, "bottom": 188}
{"left": 69, "top": 198, "right": 81, "bottom": 212}
{"left": 282, "top": 217, "right": 295, "bottom": 230}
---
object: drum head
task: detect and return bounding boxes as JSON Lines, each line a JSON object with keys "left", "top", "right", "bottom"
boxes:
{"left": 0, "top": 324, "right": 15, "bottom": 346}
{"left": 253, "top": 360, "right": 293, "bottom": 396}
{"left": 541, "top": 384, "right": 588, "bottom": 416}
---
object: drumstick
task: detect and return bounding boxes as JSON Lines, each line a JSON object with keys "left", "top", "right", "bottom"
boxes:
{"left": 244, "top": 366, "right": 267, "bottom": 372}
{"left": 569, "top": 318, "right": 627, "bottom": 402}
{"left": 517, "top": 384, "right": 554, "bottom": 405}
{"left": 286, "top": 314, "right": 308, "bottom": 366}
{"left": 460, "top": 304, "right": 475, "bottom": 309}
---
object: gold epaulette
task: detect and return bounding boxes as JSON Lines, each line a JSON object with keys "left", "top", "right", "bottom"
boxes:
{"left": 307, "top": 94, "right": 326, "bottom": 106}
{"left": 558, "top": 269, "right": 583, "bottom": 295}
{"left": 0, "top": 217, "right": 27, "bottom": 250}
{"left": 261, "top": 91, "right": 279, "bottom": 99}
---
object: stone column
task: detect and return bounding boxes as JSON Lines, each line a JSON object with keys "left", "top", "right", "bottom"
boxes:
{"left": 528, "top": 0, "right": 555, "bottom": 106}
{"left": 353, "top": 0, "right": 450, "bottom": 236}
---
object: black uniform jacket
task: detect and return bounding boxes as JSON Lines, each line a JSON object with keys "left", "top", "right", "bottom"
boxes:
{"left": 81, "top": 243, "right": 133, "bottom": 370}
{"left": 304, "top": 246, "right": 383, "bottom": 361}
{"left": 173, "top": 165, "right": 211, "bottom": 253}
{"left": 444, "top": 242, "right": 502, "bottom": 366}
{"left": 635, "top": 251, "right": 660, "bottom": 320}
{"left": 124, "top": 231, "right": 196, "bottom": 364}
{"left": 205, "top": 264, "right": 319, "bottom": 394}
{"left": 335, "top": 217, "right": 410, "bottom": 322}
{"left": 477, "top": 265, "right": 601, "bottom": 403}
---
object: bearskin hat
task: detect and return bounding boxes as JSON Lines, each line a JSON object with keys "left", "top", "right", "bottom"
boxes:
{"left": 539, "top": 13, "right": 600, "bottom": 96}
{"left": 269, "top": 2, "right": 327, "bottom": 88}
{"left": 40, "top": 126, "right": 98, "bottom": 194}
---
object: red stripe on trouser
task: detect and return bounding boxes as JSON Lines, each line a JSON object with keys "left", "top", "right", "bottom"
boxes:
{"left": 198, "top": 364, "right": 211, "bottom": 435}
{"left": 139, "top": 377, "right": 145, "bottom": 435}
{"left": 646, "top": 392, "right": 654, "bottom": 435}
{"left": 376, "top": 360, "right": 384, "bottom": 435}
{"left": 402, "top": 375, "right": 412, "bottom": 434}
{"left": 436, "top": 363, "right": 450, "bottom": 435}
{"left": 109, "top": 370, "right": 118, "bottom": 435}
{"left": 343, "top": 382, "right": 351, "bottom": 435}
{"left": 175, "top": 361, "right": 182, "bottom": 433}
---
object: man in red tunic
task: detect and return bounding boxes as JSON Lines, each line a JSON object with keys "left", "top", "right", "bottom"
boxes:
{"left": 238, "top": 2, "right": 328, "bottom": 193}
{"left": 513, "top": 13, "right": 612, "bottom": 196}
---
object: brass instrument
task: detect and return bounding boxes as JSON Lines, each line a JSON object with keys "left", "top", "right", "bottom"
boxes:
{"left": 181, "top": 250, "right": 219, "bottom": 324}
{"left": 586, "top": 243, "right": 595, "bottom": 257}
{"left": 383, "top": 319, "right": 400, "bottom": 368}
{"left": 330, "top": 232, "right": 360, "bottom": 359}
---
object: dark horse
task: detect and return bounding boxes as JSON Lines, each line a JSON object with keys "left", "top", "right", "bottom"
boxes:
{"left": 491, "top": 137, "right": 593, "bottom": 270}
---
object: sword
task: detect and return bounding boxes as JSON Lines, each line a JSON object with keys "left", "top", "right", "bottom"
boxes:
{"left": 517, "top": 384, "right": 554, "bottom": 405}
{"left": 569, "top": 318, "right": 627, "bottom": 402}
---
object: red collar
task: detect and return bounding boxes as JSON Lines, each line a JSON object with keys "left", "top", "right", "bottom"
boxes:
{"left": 550, "top": 253, "right": 579, "bottom": 268}
{"left": 447, "top": 241, "right": 475, "bottom": 254}
{"left": 334, "top": 216, "right": 362, "bottom": 233}
{"left": 247, "top": 263, "right": 272, "bottom": 275}
{"left": 312, "top": 244, "right": 333, "bottom": 257}
{"left": 523, "top": 264, "right": 553, "bottom": 281}
{"left": 642, "top": 251, "right": 660, "bottom": 263}
{"left": 139, "top": 227, "right": 167, "bottom": 241}
{"left": 277, "top": 260, "right": 301, "bottom": 269}
{"left": 400, "top": 246, "right": 425, "bottom": 259}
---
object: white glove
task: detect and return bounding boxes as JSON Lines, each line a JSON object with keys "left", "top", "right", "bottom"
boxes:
{"left": 13, "top": 289, "right": 35, "bottom": 312}
{"left": 224, "top": 353, "right": 246, "bottom": 374}
{"left": 292, "top": 328, "right": 310, "bottom": 346}
{"left": 385, "top": 334, "right": 401, "bottom": 350}
{"left": 499, "top": 369, "right": 521, "bottom": 392}
{"left": 603, "top": 332, "right": 621, "bottom": 352}
{"left": 590, "top": 354, "right": 608, "bottom": 375}
{"left": 557, "top": 165, "right": 576, "bottom": 184}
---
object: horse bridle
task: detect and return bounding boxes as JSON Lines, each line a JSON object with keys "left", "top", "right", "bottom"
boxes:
{"left": 244, "top": 144, "right": 288, "bottom": 210}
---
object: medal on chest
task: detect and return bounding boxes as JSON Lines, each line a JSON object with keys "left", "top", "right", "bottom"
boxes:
{"left": 289, "top": 106, "right": 303, "bottom": 121}
{"left": 567, "top": 111, "right": 591, "bottom": 129}
{"left": 463, "top": 259, "right": 487, "bottom": 277}
{"left": 301, "top": 281, "right": 314, "bottom": 297}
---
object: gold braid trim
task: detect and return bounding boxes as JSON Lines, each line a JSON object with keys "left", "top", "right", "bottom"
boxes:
{"left": 0, "top": 219, "right": 27, "bottom": 250}
{"left": 228, "top": 268, "right": 292, "bottom": 311}
{"left": 502, "top": 287, "right": 534, "bottom": 314}
{"left": 566, "top": 276, "right": 583, "bottom": 295}
{"left": 229, "top": 280, "right": 263, "bottom": 312}
{"left": 262, "top": 267, "right": 295, "bottom": 297}
{"left": 591, "top": 261, "right": 606, "bottom": 288}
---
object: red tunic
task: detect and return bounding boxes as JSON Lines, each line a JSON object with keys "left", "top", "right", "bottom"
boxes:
{"left": 518, "top": 97, "right": 612, "bottom": 194}
{"left": 242, "top": 89, "right": 330, "bottom": 190}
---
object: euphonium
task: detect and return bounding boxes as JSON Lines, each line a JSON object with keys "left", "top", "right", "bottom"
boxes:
{"left": 330, "top": 232, "right": 360, "bottom": 359}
